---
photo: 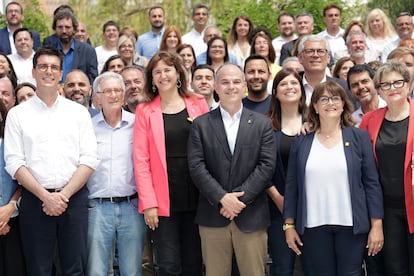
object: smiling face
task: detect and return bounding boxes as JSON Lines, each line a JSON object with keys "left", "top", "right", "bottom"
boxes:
{"left": 192, "top": 7, "right": 209, "bottom": 30}
{"left": 0, "top": 77, "right": 15, "bottom": 110}
{"left": 323, "top": 7, "right": 341, "bottom": 30}
{"left": 347, "top": 34, "right": 366, "bottom": 59}
{"left": 149, "top": 8, "right": 165, "bottom": 30}
{"left": 208, "top": 39, "right": 226, "bottom": 62}
{"left": 152, "top": 60, "right": 180, "bottom": 94}
{"left": 338, "top": 60, "right": 355, "bottom": 80}
{"left": 396, "top": 15, "right": 414, "bottom": 39}
{"left": 119, "top": 39, "right": 134, "bottom": 61}
{"left": 214, "top": 64, "right": 246, "bottom": 107}
{"left": 235, "top": 18, "right": 250, "bottom": 38}
{"left": 254, "top": 36, "right": 270, "bottom": 60}
{"left": 64, "top": 71, "right": 91, "bottom": 106}
{"left": 313, "top": 90, "right": 344, "bottom": 121}
{"left": 103, "top": 25, "right": 119, "bottom": 45}
{"left": 245, "top": 58, "right": 270, "bottom": 96}
{"left": 16, "top": 85, "right": 35, "bottom": 104}
{"left": 98, "top": 77, "right": 125, "bottom": 112}
{"left": 32, "top": 55, "right": 63, "bottom": 90}
{"left": 278, "top": 15, "right": 295, "bottom": 37}
{"left": 299, "top": 40, "right": 330, "bottom": 74}
{"left": 178, "top": 47, "right": 195, "bottom": 70}
{"left": 378, "top": 71, "right": 410, "bottom": 105}
{"left": 348, "top": 71, "right": 376, "bottom": 104}
{"left": 6, "top": 3, "right": 23, "bottom": 27}
{"left": 276, "top": 74, "right": 302, "bottom": 105}
{"left": 166, "top": 31, "right": 179, "bottom": 50}
{"left": 15, "top": 30, "right": 34, "bottom": 56}
{"left": 296, "top": 15, "right": 314, "bottom": 36}
{"left": 191, "top": 68, "right": 215, "bottom": 97}
{"left": 369, "top": 15, "right": 384, "bottom": 36}
{"left": 0, "top": 55, "right": 11, "bottom": 75}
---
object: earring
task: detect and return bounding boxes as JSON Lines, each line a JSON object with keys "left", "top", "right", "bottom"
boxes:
{"left": 152, "top": 82, "right": 156, "bottom": 93}
{"left": 176, "top": 79, "right": 182, "bottom": 89}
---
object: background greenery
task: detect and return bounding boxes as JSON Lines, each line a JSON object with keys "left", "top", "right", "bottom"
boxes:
{"left": 1, "top": 0, "right": 413, "bottom": 45}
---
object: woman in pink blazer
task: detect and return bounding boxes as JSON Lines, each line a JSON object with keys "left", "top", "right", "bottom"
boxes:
{"left": 360, "top": 60, "right": 414, "bottom": 275}
{"left": 133, "top": 51, "right": 208, "bottom": 276}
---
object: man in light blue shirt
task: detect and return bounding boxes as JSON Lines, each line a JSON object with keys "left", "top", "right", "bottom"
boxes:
{"left": 135, "top": 5, "right": 165, "bottom": 60}
{"left": 87, "top": 72, "right": 146, "bottom": 276}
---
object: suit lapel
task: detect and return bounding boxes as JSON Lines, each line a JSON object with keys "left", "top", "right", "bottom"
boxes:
{"left": 231, "top": 108, "right": 252, "bottom": 166}
{"left": 149, "top": 97, "right": 167, "bottom": 172}
{"left": 71, "top": 40, "right": 79, "bottom": 69}
{"left": 209, "top": 108, "right": 232, "bottom": 159}
{"left": 342, "top": 128, "right": 354, "bottom": 193}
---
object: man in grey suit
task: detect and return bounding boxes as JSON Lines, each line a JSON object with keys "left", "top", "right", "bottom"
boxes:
{"left": 188, "top": 63, "right": 276, "bottom": 276}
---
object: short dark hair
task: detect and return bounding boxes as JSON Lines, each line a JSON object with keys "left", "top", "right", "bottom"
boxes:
{"left": 53, "top": 4, "right": 74, "bottom": 16}
{"left": 323, "top": 3, "right": 341, "bottom": 16}
{"left": 347, "top": 64, "right": 375, "bottom": 88}
{"left": 52, "top": 10, "right": 78, "bottom": 31}
{"left": 148, "top": 5, "right": 164, "bottom": 16}
{"left": 244, "top": 54, "right": 270, "bottom": 73}
{"left": 192, "top": 64, "right": 215, "bottom": 80}
{"left": 6, "top": 2, "right": 23, "bottom": 13}
{"left": 33, "top": 46, "right": 64, "bottom": 69}
{"left": 278, "top": 12, "right": 294, "bottom": 24}
{"left": 120, "top": 65, "right": 146, "bottom": 82}
{"left": 103, "top": 20, "right": 119, "bottom": 33}
{"left": 192, "top": 3, "right": 209, "bottom": 16}
{"left": 13, "top": 27, "right": 33, "bottom": 42}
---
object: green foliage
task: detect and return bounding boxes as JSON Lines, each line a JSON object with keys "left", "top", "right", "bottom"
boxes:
{"left": 21, "top": 0, "right": 50, "bottom": 40}
{"left": 367, "top": 0, "right": 414, "bottom": 22}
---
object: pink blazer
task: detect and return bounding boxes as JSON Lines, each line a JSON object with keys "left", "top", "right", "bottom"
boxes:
{"left": 133, "top": 95, "right": 209, "bottom": 216}
{"left": 360, "top": 99, "right": 414, "bottom": 233}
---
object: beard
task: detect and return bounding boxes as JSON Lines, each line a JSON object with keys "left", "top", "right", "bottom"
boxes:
{"left": 59, "top": 34, "right": 73, "bottom": 44}
{"left": 247, "top": 82, "right": 267, "bottom": 96}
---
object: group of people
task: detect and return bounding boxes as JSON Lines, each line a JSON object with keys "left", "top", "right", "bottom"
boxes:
{"left": 0, "top": 1, "right": 414, "bottom": 276}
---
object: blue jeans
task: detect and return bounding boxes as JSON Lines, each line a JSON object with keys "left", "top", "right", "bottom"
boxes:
{"left": 87, "top": 198, "right": 146, "bottom": 276}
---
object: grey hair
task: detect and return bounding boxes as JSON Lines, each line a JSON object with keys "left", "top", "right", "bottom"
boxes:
{"left": 345, "top": 31, "right": 367, "bottom": 45}
{"left": 214, "top": 63, "right": 245, "bottom": 82}
{"left": 93, "top": 71, "right": 126, "bottom": 96}
{"left": 297, "top": 35, "right": 331, "bottom": 54}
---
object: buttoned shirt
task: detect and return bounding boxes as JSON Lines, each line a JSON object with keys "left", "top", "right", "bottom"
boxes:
{"left": 57, "top": 40, "right": 75, "bottom": 82}
{"left": 272, "top": 34, "right": 297, "bottom": 65}
{"left": 302, "top": 74, "right": 327, "bottom": 105}
{"left": 182, "top": 28, "right": 206, "bottom": 56}
{"left": 318, "top": 28, "right": 347, "bottom": 59}
{"left": 4, "top": 94, "right": 99, "bottom": 189}
{"left": 136, "top": 28, "right": 164, "bottom": 60}
{"left": 220, "top": 105, "right": 242, "bottom": 154}
{"left": 8, "top": 51, "right": 36, "bottom": 85}
{"left": 7, "top": 26, "right": 17, "bottom": 54}
{"left": 87, "top": 110, "right": 137, "bottom": 198}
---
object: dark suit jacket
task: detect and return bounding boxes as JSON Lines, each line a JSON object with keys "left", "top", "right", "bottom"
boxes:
{"left": 283, "top": 127, "right": 383, "bottom": 235}
{"left": 279, "top": 39, "right": 297, "bottom": 66}
{"left": 70, "top": 40, "right": 97, "bottom": 84}
{"left": 43, "top": 34, "right": 92, "bottom": 47}
{"left": 0, "top": 26, "right": 40, "bottom": 55}
{"left": 188, "top": 107, "right": 276, "bottom": 232}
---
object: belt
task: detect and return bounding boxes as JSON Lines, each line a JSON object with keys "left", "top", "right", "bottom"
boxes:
{"left": 46, "top": 187, "right": 64, "bottom": 193}
{"left": 94, "top": 193, "right": 138, "bottom": 203}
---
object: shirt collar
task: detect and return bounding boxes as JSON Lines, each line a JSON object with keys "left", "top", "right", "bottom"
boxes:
{"left": 219, "top": 105, "right": 243, "bottom": 120}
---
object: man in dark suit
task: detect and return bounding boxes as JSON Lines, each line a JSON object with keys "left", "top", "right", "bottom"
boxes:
{"left": 0, "top": 1, "right": 40, "bottom": 55}
{"left": 188, "top": 63, "right": 276, "bottom": 276}
{"left": 50, "top": 10, "right": 97, "bottom": 84}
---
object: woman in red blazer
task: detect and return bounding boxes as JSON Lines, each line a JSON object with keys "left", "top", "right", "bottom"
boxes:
{"left": 360, "top": 60, "right": 414, "bottom": 275}
{"left": 133, "top": 51, "right": 208, "bottom": 276}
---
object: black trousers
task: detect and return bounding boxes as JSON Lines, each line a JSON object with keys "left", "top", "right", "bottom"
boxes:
{"left": 0, "top": 216, "right": 26, "bottom": 276}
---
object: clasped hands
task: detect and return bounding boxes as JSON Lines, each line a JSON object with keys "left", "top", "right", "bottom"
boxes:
{"left": 42, "top": 192, "right": 69, "bottom": 216}
{"left": 219, "top": 191, "right": 246, "bottom": 220}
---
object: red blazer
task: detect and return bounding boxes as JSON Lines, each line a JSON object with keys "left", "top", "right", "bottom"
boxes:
{"left": 360, "top": 99, "right": 414, "bottom": 233}
{"left": 133, "top": 95, "right": 209, "bottom": 216}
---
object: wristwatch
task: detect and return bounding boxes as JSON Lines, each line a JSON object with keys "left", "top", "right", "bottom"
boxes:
{"left": 282, "top": 223, "right": 295, "bottom": 231}
{"left": 9, "top": 200, "right": 18, "bottom": 211}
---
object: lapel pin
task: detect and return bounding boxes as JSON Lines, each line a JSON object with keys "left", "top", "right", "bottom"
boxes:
{"left": 247, "top": 119, "right": 252, "bottom": 124}
{"left": 345, "top": 141, "right": 350, "bottom": 147}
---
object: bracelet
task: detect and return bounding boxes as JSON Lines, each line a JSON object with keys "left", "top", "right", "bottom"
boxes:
{"left": 282, "top": 223, "right": 295, "bottom": 231}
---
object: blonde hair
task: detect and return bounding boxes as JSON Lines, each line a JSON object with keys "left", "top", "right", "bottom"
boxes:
{"left": 365, "top": 8, "right": 396, "bottom": 39}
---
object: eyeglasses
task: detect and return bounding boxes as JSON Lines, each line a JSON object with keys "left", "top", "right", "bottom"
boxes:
{"left": 6, "top": 9, "right": 21, "bottom": 14}
{"left": 100, "top": 88, "right": 123, "bottom": 95}
{"left": 379, "top": 79, "right": 405, "bottom": 90}
{"left": 36, "top": 64, "right": 61, "bottom": 73}
{"left": 302, "top": 48, "right": 328, "bottom": 57}
{"left": 318, "top": 95, "right": 342, "bottom": 105}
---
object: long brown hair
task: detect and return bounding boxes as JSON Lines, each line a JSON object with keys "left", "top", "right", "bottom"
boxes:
{"left": 268, "top": 69, "right": 306, "bottom": 131}
{"left": 144, "top": 51, "right": 191, "bottom": 101}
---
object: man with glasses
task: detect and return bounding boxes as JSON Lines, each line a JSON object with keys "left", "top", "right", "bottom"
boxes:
{"left": 4, "top": 46, "right": 99, "bottom": 275}
{"left": 381, "top": 12, "right": 414, "bottom": 62}
{"left": 121, "top": 66, "right": 147, "bottom": 114}
{"left": 0, "top": 1, "right": 40, "bottom": 55}
{"left": 87, "top": 72, "right": 146, "bottom": 276}
{"left": 298, "top": 35, "right": 356, "bottom": 108}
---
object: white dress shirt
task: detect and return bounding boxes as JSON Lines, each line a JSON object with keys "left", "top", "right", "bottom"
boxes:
{"left": 4, "top": 95, "right": 99, "bottom": 189}
{"left": 220, "top": 105, "right": 242, "bottom": 154}
{"left": 8, "top": 51, "right": 36, "bottom": 85}
{"left": 87, "top": 110, "right": 137, "bottom": 198}
{"left": 182, "top": 28, "right": 206, "bottom": 56}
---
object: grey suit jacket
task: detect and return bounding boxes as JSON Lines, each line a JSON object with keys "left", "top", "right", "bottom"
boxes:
{"left": 188, "top": 107, "right": 276, "bottom": 232}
